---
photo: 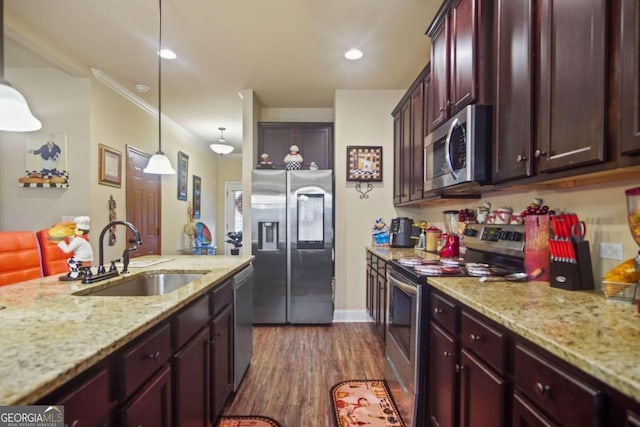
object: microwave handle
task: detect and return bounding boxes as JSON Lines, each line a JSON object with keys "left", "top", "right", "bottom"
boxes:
{"left": 444, "top": 117, "right": 460, "bottom": 180}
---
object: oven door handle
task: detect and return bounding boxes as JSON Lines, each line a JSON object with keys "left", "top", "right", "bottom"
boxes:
{"left": 388, "top": 271, "right": 418, "bottom": 296}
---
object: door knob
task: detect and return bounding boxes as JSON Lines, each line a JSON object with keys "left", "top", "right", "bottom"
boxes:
{"left": 534, "top": 149, "right": 547, "bottom": 158}
{"left": 516, "top": 154, "right": 527, "bottom": 162}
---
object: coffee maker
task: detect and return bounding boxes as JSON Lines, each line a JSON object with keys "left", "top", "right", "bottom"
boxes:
{"left": 390, "top": 217, "right": 420, "bottom": 248}
{"left": 439, "top": 210, "right": 460, "bottom": 258}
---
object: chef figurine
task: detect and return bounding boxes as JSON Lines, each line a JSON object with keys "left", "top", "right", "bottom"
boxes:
{"left": 284, "top": 145, "right": 303, "bottom": 170}
{"left": 309, "top": 161, "right": 319, "bottom": 170}
{"left": 257, "top": 152, "right": 274, "bottom": 169}
{"left": 55, "top": 216, "right": 93, "bottom": 281}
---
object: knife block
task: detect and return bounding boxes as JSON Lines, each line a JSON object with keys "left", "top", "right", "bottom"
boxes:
{"left": 550, "top": 241, "right": 594, "bottom": 291}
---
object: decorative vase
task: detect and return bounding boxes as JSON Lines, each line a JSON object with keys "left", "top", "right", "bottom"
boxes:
{"left": 231, "top": 248, "right": 240, "bottom": 255}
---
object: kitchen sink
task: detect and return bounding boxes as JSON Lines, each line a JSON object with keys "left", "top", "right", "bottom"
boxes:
{"left": 74, "top": 272, "right": 205, "bottom": 297}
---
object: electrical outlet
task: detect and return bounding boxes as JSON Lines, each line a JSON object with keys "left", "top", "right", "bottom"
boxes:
{"left": 600, "top": 243, "right": 623, "bottom": 260}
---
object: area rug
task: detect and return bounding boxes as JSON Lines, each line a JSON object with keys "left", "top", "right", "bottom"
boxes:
{"left": 330, "top": 379, "right": 405, "bottom": 427}
{"left": 216, "top": 415, "right": 282, "bottom": 427}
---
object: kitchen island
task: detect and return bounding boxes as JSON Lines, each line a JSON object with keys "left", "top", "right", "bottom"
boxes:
{"left": 0, "top": 254, "right": 253, "bottom": 406}
{"left": 368, "top": 245, "right": 640, "bottom": 424}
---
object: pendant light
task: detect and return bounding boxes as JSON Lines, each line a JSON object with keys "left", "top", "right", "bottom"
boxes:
{"left": 144, "top": 0, "right": 175, "bottom": 174}
{"left": 0, "top": 0, "right": 41, "bottom": 132}
{"left": 210, "top": 127, "right": 234, "bottom": 156}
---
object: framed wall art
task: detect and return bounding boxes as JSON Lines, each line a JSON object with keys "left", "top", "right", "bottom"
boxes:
{"left": 192, "top": 175, "right": 201, "bottom": 219}
{"left": 98, "top": 143, "right": 122, "bottom": 187}
{"left": 177, "top": 151, "right": 189, "bottom": 201}
{"left": 346, "top": 146, "right": 383, "bottom": 182}
{"left": 19, "top": 132, "right": 69, "bottom": 188}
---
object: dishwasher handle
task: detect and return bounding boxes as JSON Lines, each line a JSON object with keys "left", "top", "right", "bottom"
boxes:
{"left": 387, "top": 270, "right": 418, "bottom": 296}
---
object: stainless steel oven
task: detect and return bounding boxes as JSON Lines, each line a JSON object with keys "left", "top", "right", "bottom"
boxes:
{"left": 424, "top": 104, "right": 492, "bottom": 195}
{"left": 385, "top": 269, "right": 427, "bottom": 427}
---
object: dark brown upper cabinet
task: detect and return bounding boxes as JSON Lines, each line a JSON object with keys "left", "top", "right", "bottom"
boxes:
{"left": 257, "top": 123, "right": 333, "bottom": 170}
{"left": 426, "top": 0, "right": 494, "bottom": 132}
{"left": 620, "top": 0, "right": 640, "bottom": 158}
{"left": 535, "top": 0, "right": 607, "bottom": 173}
{"left": 493, "top": 0, "right": 534, "bottom": 183}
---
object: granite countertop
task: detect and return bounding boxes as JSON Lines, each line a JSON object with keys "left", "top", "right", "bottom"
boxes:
{"left": 0, "top": 255, "right": 253, "bottom": 406}
{"left": 367, "top": 246, "right": 640, "bottom": 404}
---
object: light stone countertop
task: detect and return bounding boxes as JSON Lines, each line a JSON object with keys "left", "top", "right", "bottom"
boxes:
{"left": 367, "top": 246, "right": 640, "bottom": 404}
{"left": 0, "top": 255, "right": 253, "bottom": 406}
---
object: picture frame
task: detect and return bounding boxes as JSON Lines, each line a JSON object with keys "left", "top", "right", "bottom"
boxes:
{"left": 19, "top": 133, "right": 70, "bottom": 188}
{"left": 192, "top": 175, "right": 201, "bottom": 219}
{"left": 177, "top": 151, "right": 189, "bottom": 201}
{"left": 98, "top": 144, "right": 122, "bottom": 187}
{"left": 346, "top": 146, "right": 383, "bottom": 182}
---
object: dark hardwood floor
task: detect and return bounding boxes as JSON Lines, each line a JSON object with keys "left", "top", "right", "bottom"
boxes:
{"left": 221, "top": 323, "right": 386, "bottom": 427}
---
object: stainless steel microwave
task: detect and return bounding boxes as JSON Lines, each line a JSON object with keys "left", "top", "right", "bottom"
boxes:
{"left": 424, "top": 104, "right": 492, "bottom": 195}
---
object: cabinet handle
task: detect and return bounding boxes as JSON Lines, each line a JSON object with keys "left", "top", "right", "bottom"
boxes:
{"left": 535, "top": 382, "right": 551, "bottom": 396}
{"left": 455, "top": 364, "right": 464, "bottom": 373}
{"left": 70, "top": 421, "right": 80, "bottom": 427}
{"left": 146, "top": 351, "right": 161, "bottom": 361}
{"left": 516, "top": 154, "right": 527, "bottom": 162}
{"left": 439, "top": 106, "right": 446, "bottom": 113}
{"left": 443, "top": 351, "right": 454, "bottom": 358}
{"left": 469, "top": 334, "right": 481, "bottom": 342}
{"left": 433, "top": 307, "right": 443, "bottom": 315}
{"left": 534, "top": 149, "right": 547, "bottom": 158}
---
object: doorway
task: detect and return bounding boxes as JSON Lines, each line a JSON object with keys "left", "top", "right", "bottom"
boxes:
{"left": 126, "top": 146, "right": 161, "bottom": 255}
{"left": 224, "top": 181, "right": 243, "bottom": 255}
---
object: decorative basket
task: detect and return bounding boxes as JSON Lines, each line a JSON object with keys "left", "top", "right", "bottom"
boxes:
{"left": 602, "top": 280, "right": 638, "bottom": 302}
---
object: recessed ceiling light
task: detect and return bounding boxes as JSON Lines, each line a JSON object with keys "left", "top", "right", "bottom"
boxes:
{"left": 159, "top": 49, "right": 177, "bottom": 59}
{"left": 345, "top": 48, "right": 363, "bottom": 60}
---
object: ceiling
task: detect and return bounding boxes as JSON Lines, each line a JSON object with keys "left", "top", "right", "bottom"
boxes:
{"left": 4, "top": 0, "right": 441, "bottom": 153}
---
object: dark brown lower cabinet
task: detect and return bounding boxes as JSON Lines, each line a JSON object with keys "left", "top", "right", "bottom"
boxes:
{"left": 120, "top": 364, "right": 172, "bottom": 427}
{"left": 365, "top": 250, "right": 388, "bottom": 343}
{"left": 56, "top": 367, "right": 113, "bottom": 427}
{"left": 211, "top": 303, "right": 233, "bottom": 420}
{"left": 429, "top": 322, "right": 458, "bottom": 427}
{"left": 173, "top": 327, "right": 210, "bottom": 427}
{"left": 458, "top": 349, "right": 506, "bottom": 427}
{"left": 512, "top": 392, "right": 555, "bottom": 427}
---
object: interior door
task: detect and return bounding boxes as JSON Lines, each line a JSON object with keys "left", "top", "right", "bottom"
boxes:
{"left": 126, "top": 146, "right": 161, "bottom": 256}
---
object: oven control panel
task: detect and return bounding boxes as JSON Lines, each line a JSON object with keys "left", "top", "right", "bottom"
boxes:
{"left": 462, "top": 223, "right": 525, "bottom": 258}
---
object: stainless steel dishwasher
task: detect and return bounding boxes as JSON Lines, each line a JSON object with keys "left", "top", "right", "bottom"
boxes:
{"left": 232, "top": 263, "right": 254, "bottom": 391}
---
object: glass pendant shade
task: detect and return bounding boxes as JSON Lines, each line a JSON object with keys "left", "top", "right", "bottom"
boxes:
{"left": 0, "top": 83, "right": 42, "bottom": 131}
{"left": 144, "top": 150, "right": 176, "bottom": 174}
{"left": 210, "top": 142, "right": 234, "bottom": 155}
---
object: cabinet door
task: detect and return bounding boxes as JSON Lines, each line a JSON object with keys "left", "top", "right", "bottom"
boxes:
{"left": 512, "top": 392, "right": 556, "bottom": 427}
{"left": 410, "top": 82, "right": 425, "bottom": 201}
{"left": 493, "top": 0, "right": 534, "bottom": 183}
{"left": 536, "top": 0, "right": 606, "bottom": 172}
{"left": 428, "top": 323, "right": 458, "bottom": 427}
{"left": 401, "top": 101, "right": 412, "bottom": 204}
{"left": 393, "top": 112, "right": 403, "bottom": 205}
{"left": 211, "top": 304, "right": 233, "bottom": 420}
{"left": 120, "top": 365, "right": 172, "bottom": 427}
{"left": 258, "top": 126, "right": 295, "bottom": 169}
{"left": 430, "top": 17, "right": 450, "bottom": 130}
{"left": 366, "top": 256, "right": 374, "bottom": 318}
{"left": 173, "top": 327, "right": 210, "bottom": 427}
{"left": 424, "top": 71, "right": 432, "bottom": 137}
{"left": 449, "top": 0, "right": 476, "bottom": 112}
{"left": 620, "top": 0, "right": 640, "bottom": 156}
{"left": 375, "top": 271, "right": 387, "bottom": 342}
{"left": 57, "top": 367, "right": 112, "bottom": 427}
{"left": 297, "top": 126, "right": 333, "bottom": 170}
{"left": 459, "top": 349, "right": 507, "bottom": 427}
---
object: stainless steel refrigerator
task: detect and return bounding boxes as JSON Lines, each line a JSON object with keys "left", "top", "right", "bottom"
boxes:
{"left": 251, "top": 169, "right": 334, "bottom": 324}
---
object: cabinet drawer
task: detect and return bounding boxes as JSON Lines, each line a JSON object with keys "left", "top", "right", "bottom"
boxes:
{"left": 430, "top": 291, "right": 458, "bottom": 335}
{"left": 211, "top": 280, "right": 232, "bottom": 316}
{"left": 461, "top": 310, "right": 507, "bottom": 374}
{"left": 513, "top": 343, "right": 605, "bottom": 427}
{"left": 118, "top": 323, "right": 171, "bottom": 399}
{"left": 173, "top": 293, "right": 210, "bottom": 350}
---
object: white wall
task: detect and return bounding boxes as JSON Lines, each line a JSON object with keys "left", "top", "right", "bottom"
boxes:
{"left": 334, "top": 89, "right": 404, "bottom": 320}
{"left": 260, "top": 108, "right": 333, "bottom": 122}
{"left": 0, "top": 66, "right": 91, "bottom": 231}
